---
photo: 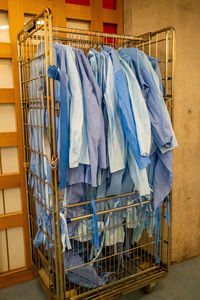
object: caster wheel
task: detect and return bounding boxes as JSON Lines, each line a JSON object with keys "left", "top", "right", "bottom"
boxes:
{"left": 143, "top": 282, "right": 157, "bottom": 294}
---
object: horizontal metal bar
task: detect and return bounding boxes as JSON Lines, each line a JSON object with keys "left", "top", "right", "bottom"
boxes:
{"left": 26, "top": 170, "right": 51, "bottom": 188}
{"left": 24, "top": 146, "right": 47, "bottom": 158}
{"left": 21, "top": 74, "right": 46, "bottom": 84}
{"left": 21, "top": 52, "right": 47, "bottom": 66}
{"left": 52, "top": 26, "right": 143, "bottom": 41}
{"left": 18, "top": 24, "right": 45, "bottom": 44}
{"left": 81, "top": 268, "right": 167, "bottom": 300}
{"left": 70, "top": 215, "right": 154, "bottom": 240}
{"left": 68, "top": 199, "right": 152, "bottom": 222}
{"left": 61, "top": 191, "right": 137, "bottom": 206}
{"left": 23, "top": 123, "right": 44, "bottom": 129}
{"left": 65, "top": 241, "right": 157, "bottom": 272}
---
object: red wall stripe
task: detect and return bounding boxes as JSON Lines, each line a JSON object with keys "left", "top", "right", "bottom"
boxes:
{"left": 103, "top": 0, "right": 116, "bottom": 10}
{"left": 103, "top": 23, "right": 117, "bottom": 33}
{"left": 103, "top": 23, "right": 117, "bottom": 46}
{"left": 65, "top": 0, "right": 90, "bottom": 6}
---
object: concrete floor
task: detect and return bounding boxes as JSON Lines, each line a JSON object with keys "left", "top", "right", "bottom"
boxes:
{"left": 0, "top": 256, "right": 200, "bottom": 300}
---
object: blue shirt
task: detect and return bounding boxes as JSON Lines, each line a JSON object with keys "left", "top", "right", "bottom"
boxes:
{"left": 118, "top": 48, "right": 174, "bottom": 150}
{"left": 54, "top": 43, "right": 70, "bottom": 190}
{"left": 148, "top": 55, "right": 178, "bottom": 153}
{"left": 103, "top": 46, "right": 150, "bottom": 170}
{"left": 63, "top": 45, "right": 90, "bottom": 168}
{"left": 102, "top": 51, "right": 126, "bottom": 173}
{"left": 118, "top": 48, "right": 177, "bottom": 209}
{"left": 73, "top": 48, "right": 107, "bottom": 187}
{"left": 119, "top": 57, "right": 151, "bottom": 157}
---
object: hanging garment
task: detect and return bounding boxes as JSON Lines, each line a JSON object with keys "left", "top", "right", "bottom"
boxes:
{"left": 73, "top": 48, "right": 107, "bottom": 187}
{"left": 53, "top": 43, "right": 70, "bottom": 190}
{"left": 103, "top": 46, "right": 150, "bottom": 170}
{"left": 102, "top": 51, "right": 126, "bottom": 173}
{"left": 119, "top": 56, "right": 151, "bottom": 157}
{"left": 118, "top": 48, "right": 176, "bottom": 150}
{"left": 118, "top": 48, "right": 177, "bottom": 209}
{"left": 88, "top": 49, "right": 127, "bottom": 197}
{"left": 90, "top": 47, "right": 150, "bottom": 195}
{"left": 89, "top": 49, "right": 126, "bottom": 174}
{"left": 63, "top": 45, "right": 90, "bottom": 168}
{"left": 147, "top": 55, "right": 178, "bottom": 153}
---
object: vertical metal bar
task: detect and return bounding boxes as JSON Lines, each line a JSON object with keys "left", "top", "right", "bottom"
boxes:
{"left": 43, "top": 12, "right": 60, "bottom": 299}
{"left": 171, "top": 28, "right": 176, "bottom": 126}
{"left": 155, "top": 33, "right": 158, "bottom": 59}
{"left": 148, "top": 35, "right": 151, "bottom": 56}
{"left": 168, "top": 28, "right": 175, "bottom": 273}
{"left": 165, "top": 31, "right": 169, "bottom": 98}
{"left": 49, "top": 11, "right": 65, "bottom": 299}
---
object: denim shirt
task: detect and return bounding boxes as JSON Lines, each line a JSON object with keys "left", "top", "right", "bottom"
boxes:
{"left": 73, "top": 48, "right": 107, "bottom": 187}
{"left": 103, "top": 46, "right": 150, "bottom": 170}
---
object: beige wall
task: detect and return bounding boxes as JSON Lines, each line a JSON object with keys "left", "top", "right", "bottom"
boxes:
{"left": 124, "top": 0, "right": 200, "bottom": 263}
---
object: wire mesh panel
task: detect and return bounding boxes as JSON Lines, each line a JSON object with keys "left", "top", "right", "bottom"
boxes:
{"left": 18, "top": 9, "right": 175, "bottom": 300}
{"left": 18, "top": 9, "right": 64, "bottom": 299}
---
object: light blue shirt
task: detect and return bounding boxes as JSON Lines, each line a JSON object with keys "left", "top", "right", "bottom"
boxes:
{"left": 73, "top": 48, "right": 107, "bottom": 187}
{"left": 102, "top": 51, "right": 126, "bottom": 173}
{"left": 103, "top": 46, "right": 150, "bottom": 170}
{"left": 118, "top": 48, "right": 175, "bottom": 150}
{"left": 148, "top": 55, "right": 178, "bottom": 153}
{"left": 63, "top": 45, "right": 90, "bottom": 168}
{"left": 118, "top": 48, "right": 177, "bottom": 209}
{"left": 120, "top": 57, "right": 151, "bottom": 157}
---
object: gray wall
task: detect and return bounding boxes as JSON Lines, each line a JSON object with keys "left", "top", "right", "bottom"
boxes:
{"left": 124, "top": 0, "right": 200, "bottom": 263}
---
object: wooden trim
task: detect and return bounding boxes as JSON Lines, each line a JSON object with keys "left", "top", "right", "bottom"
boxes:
{"left": 53, "top": 0, "right": 66, "bottom": 27}
{"left": 116, "top": 0, "right": 123, "bottom": 34}
{"left": 0, "top": 173, "right": 21, "bottom": 189}
{"left": 0, "top": 2, "right": 8, "bottom": 10}
{"left": 102, "top": 1, "right": 123, "bottom": 34}
{"left": 0, "top": 43, "right": 12, "bottom": 58}
{"left": 65, "top": 3, "right": 91, "bottom": 21}
{"left": 0, "top": 132, "right": 18, "bottom": 147}
{"left": 8, "top": 0, "right": 31, "bottom": 269}
{"left": 103, "top": 9, "right": 119, "bottom": 24}
{"left": 23, "top": 0, "right": 52, "bottom": 15}
{"left": 91, "top": 0, "right": 103, "bottom": 31}
{"left": 0, "top": 268, "right": 34, "bottom": 289}
{"left": 0, "top": 212, "right": 23, "bottom": 230}
{"left": 0, "top": 88, "right": 15, "bottom": 103}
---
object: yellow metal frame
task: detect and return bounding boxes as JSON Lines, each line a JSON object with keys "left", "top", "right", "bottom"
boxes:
{"left": 17, "top": 8, "right": 175, "bottom": 300}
